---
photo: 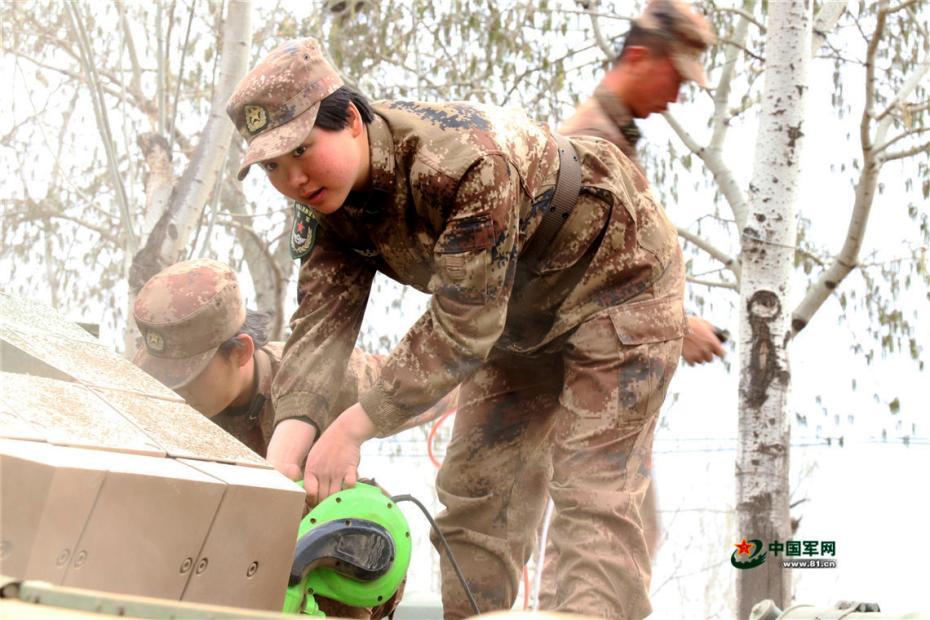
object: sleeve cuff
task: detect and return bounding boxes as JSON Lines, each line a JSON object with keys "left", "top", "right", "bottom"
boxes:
{"left": 272, "top": 391, "right": 328, "bottom": 436}
{"left": 359, "top": 380, "right": 410, "bottom": 437}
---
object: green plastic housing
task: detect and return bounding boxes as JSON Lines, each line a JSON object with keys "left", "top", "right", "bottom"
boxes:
{"left": 283, "top": 482, "right": 411, "bottom": 615}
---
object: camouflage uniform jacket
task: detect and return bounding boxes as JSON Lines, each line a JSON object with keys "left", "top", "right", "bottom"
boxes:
{"left": 273, "top": 100, "right": 685, "bottom": 437}
{"left": 212, "top": 342, "right": 383, "bottom": 456}
{"left": 559, "top": 85, "right": 643, "bottom": 171}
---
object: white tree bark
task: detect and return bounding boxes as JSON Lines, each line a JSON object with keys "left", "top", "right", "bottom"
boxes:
{"left": 736, "top": 2, "right": 811, "bottom": 617}
{"left": 129, "top": 0, "right": 253, "bottom": 293}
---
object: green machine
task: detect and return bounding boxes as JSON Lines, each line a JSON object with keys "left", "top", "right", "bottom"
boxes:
{"left": 283, "top": 483, "right": 412, "bottom": 616}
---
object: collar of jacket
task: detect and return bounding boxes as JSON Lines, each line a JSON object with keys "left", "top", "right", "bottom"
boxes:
{"left": 593, "top": 85, "right": 641, "bottom": 149}
{"left": 343, "top": 114, "right": 395, "bottom": 220}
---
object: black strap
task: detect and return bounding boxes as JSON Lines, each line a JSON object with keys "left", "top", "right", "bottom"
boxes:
{"left": 521, "top": 134, "right": 582, "bottom": 271}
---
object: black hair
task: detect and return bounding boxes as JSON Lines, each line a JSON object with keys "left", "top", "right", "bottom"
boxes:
{"left": 616, "top": 23, "right": 671, "bottom": 63}
{"left": 218, "top": 309, "right": 270, "bottom": 356}
{"left": 314, "top": 85, "right": 374, "bottom": 130}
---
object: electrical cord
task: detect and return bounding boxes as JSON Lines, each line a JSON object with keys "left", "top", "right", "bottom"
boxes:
{"left": 390, "top": 494, "right": 481, "bottom": 617}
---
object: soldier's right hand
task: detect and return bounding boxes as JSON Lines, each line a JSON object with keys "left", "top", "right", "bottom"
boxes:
{"left": 266, "top": 418, "right": 318, "bottom": 482}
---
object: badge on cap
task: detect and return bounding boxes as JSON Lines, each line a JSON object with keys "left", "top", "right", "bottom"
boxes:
{"left": 145, "top": 330, "right": 165, "bottom": 353}
{"left": 290, "top": 201, "right": 318, "bottom": 259}
{"left": 245, "top": 105, "right": 268, "bottom": 134}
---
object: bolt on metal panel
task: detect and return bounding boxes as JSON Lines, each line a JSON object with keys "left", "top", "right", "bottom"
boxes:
{"left": 59, "top": 450, "right": 227, "bottom": 600}
{"left": 91, "top": 388, "right": 269, "bottom": 468}
{"left": 177, "top": 459, "right": 305, "bottom": 610}
{"left": 0, "top": 440, "right": 107, "bottom": 584}
{"left": 0, "top": 372, "right": 163, "bottom": 456}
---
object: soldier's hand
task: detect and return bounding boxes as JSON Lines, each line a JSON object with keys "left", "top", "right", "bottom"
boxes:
{"left": 682, "top": 315, "right": 726, "bottom": 365}
{"left": 304, "top": 402, "right": 376, "bottom": 506}
{"left": 267, "top": 418, "right": 317, "bottom": 481}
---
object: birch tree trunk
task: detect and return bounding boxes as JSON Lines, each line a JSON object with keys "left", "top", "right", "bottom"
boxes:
{"left": 123, "top": 0, "right": 252, "bottom": 353}
{"left": 736, "top": 2, "right": 812, "bottom": 617}
{"left": 128, "top": 0, "right": 253, "bottom": 295}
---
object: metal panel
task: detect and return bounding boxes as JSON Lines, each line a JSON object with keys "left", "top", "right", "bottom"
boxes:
{"left": 0, "top": 442, "right": 55, "bottom": 578}
{"left": 4, "top": 442, "right": 108, "bottom": 584}
{"left": 0, "top": 293, "right": 97, "bottom": 344}
{"left": 0, "top": 398, "right": 44, "bottom": 441}
{"left": 61, "top": 452, "right": 226, "bottom": 600}
{"left": 0, "top": 327, "right": 178, "bottom": 399}
{"left": 178, "top": 459, "right": 305, "bottom": 610}
{"left": 0, "top": 372, "right": 163, "bottom": 455}
{"left": 92, "top": 388, "right": 269, "bottom": 468}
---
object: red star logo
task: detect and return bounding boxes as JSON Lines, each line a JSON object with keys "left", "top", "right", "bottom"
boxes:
{"left": 734, "top": 538, "right": 753, "bottom": 556}
{"left": 297, "top": 221, "right": 305, "bottom": 233}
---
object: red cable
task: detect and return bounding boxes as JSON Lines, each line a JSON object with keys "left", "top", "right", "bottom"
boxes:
{"left": 426, "top": 408, "right": 457, "bottom": 469}
{"left": 425, "top": 409, "right": 532, "bottom": 609}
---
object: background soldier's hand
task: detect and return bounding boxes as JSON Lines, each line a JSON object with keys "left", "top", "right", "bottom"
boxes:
{"left": 682, "top": 315, "right": 726, "bottom": 365}
{"left": 266, "top": 418, "right": 317, "bottom": 481}
{"left": 304, "top": 402, "right": 376, "bottom": 506}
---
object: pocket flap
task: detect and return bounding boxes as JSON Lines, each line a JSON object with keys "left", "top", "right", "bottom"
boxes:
{"left": 608, "top": 296, "right": 685, "bottom": 345}
{"left": 434, "top": 213, "right": 495, "bottom": 254}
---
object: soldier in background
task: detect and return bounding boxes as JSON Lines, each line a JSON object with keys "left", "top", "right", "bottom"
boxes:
{"left": 132, "top": 258, "right": 456, "bottom": 459}
{"left": 542, "top": 0, "right": 721, "bottom": 577}
{"left": 132, "top": 258, "right": 387, "bottom": 458}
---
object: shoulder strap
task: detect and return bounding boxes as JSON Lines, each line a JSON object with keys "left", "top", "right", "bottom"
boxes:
{"left": 521, "top": 133, "right": 582, "bottom": 271}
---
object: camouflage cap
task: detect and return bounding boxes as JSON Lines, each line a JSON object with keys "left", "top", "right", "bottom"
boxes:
{"left": 132, "top": 259, "right": 246, "bottom": 390}
{"left": 226, "top": 38, "right": 344, "bottom": 181}
{"left": 636, "top": 0, "right": 715, "bottom": 87}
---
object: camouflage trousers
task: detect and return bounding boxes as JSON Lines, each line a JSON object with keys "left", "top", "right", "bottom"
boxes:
{"left": 431, "top": 312, "right": 681, "bottom": 620}
{"left": 537, "top": 456, "right": 662, "bottom": 611}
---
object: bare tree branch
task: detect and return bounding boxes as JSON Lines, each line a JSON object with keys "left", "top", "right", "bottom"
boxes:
{"left": 64, "top": 1, "right": 137, "bottom": 252}
{"left": 677, "top": 226, "right": 741, "bottom": 280}
{"left": 873, "top": 126, "right": 930, "bottom": 154}
{"left": 811, "top": 1, "right": 848, "bottom": 56}
{"left": 711, "top": 1, "right": 754, "bottom": 151}
{"left": 130, "top": 0, "right": 253, "bottom": 291}
{"left": 718, "top": 37, "right": 764, "bottom": 63}
{"left": 664, "top": 111, "right": 751, "bottom": 230}
{"left": 114, "top": 0, "right": 143, "bottom": 94}
{"left": 577, "top": 0, "right": 614, "bottom": 60}
{"left": 168, "top": 0, "right": 198, "bottom": 160}
{"left": 790, "top": 3, "right": 924, "bottom": 338}
{"left": 881, "top": 140, "right": 930, "bottom": 162}
{"left": 715, "top": 6, "right": 765, "bottom": 33}
{"left": 685, "top": 277, "right": 738, "bottom": 290}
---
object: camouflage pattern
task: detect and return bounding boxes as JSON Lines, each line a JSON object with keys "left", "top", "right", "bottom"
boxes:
{"left": 559, "top": 84, "right": 643, "bottom": 171}
{"left": 133, "top": 259, "right": 245, "bottom": 390}
{"left": 226, "top": 38, "right": 344, "bottom": 181}
{"left": 270, "top": 99, "right": 686, "bottom": 618}
{"left": 211, "top": 344, "right": 386, "bottom": 458}
{"left": 433, "top": 317, "right": 681, "bottom": 619}
{"left": 636, "top": 0, "right": 715, "bottom": 87}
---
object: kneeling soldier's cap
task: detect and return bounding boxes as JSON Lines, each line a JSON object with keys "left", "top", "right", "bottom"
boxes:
{"left": 226, "top": 38, "right": 344, "bottom": 181}
{"left": 133, "top": 259, "right": 245, "bottom": 389}
{"left": 636, "top": 0, "right": 715, "bottom": 87}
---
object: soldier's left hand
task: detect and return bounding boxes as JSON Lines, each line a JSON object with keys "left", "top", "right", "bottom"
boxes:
{"left": 303, "top": 402, "right": 377, "bottom": 506}
{"left": 682, "top": 315, "right": 726, "bottom": 365}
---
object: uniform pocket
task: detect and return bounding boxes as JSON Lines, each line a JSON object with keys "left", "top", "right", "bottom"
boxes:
{"left": 607, "top": 295, "right": 686, "bottom": 345}
{"left": 430, "top": 213, "right": 495, "bottom": 303}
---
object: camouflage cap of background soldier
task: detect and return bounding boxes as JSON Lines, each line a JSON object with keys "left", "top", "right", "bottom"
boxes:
{"left": 636, "top": 0, "right": 715, "bottom": 87}
{"left": 226, "top": 38, "right": 344, "bottom": 181}
{"left": 132, "top": 259, "right": 246, "bottom": 390}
